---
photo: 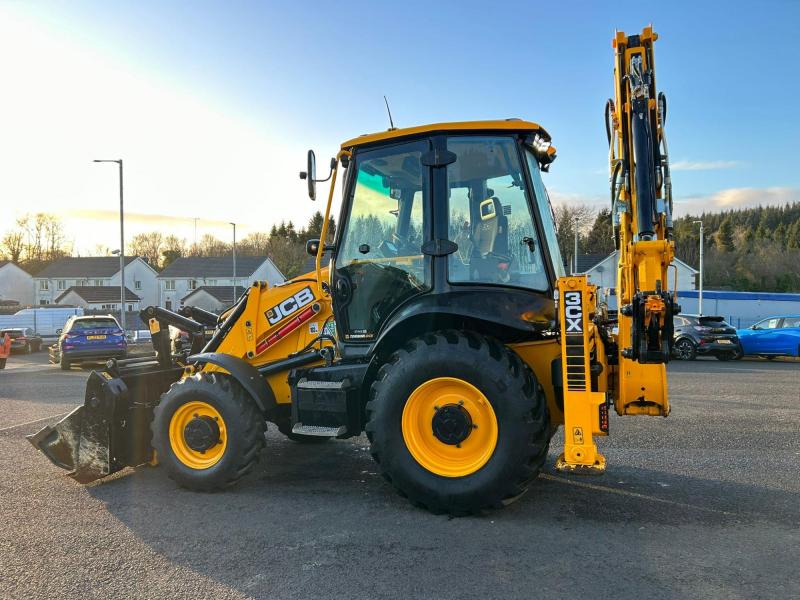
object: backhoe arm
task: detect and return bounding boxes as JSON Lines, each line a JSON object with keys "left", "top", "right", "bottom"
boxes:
{"left": 557, "top": 26, "right": 677, "bottom": 473}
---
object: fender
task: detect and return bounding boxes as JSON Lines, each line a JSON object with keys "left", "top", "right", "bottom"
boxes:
{"left": 187, "top": 352, "right": 276, "bottom": 413}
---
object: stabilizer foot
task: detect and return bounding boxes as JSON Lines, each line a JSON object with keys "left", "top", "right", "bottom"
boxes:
{"left": 555, "top": 452, "right": 606, "bottom": 475}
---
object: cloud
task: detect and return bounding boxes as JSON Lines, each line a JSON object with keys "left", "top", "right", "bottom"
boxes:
{"left": 673, "top": 187, "right": 800, "bottom": 216}
{"left": 670, "top": 160, "right": 744, "bottom": 171}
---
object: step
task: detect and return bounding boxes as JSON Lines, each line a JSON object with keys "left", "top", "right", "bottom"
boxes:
{"left": 296, "top": 378, "right": 349, "bottom": 390}
{"left": 291, "top": 423, "right": 347, "bottom": 437}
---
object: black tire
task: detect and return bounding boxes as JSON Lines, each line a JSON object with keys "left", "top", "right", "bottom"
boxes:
{"left": 715, "top": 352, "right": 735, "bottom": 361}
{"left": 366, "top": 330, "right": 550, "bottom": 515}
{"left": 0, "top": 358, "right": 6, "bottom": 370}
{"left": 60, "top": 355, "right": 71, "bottom": 370}
{"left": 152, "top": 372, "right": 266, "bottom": 491}
{"left": 673, "top": 338, "right": 696, "bottom": 361}
{"left": 32, "top": 342, "right": 41, "bottom": 352}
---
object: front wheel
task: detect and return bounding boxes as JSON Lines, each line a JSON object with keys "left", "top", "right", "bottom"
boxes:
{"left": 673, "top": 338, "right": 696, "bottom": 361}
{"left": 366, "top": 331, "right": 550, "bottom": 515}
{"left": 152, "top": 372, "right": 266, "bottom": 491}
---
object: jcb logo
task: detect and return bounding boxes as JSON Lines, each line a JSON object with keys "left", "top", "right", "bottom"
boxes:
{"left": 564, "top": 291, "right": 583, "bottom": 333}
{"left": 266, "top": 286, "right": 315, "bottom": 325}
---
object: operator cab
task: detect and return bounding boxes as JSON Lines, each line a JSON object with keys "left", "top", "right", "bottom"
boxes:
{"left": 311, "top": 121, "right": 565, "bottom": 354}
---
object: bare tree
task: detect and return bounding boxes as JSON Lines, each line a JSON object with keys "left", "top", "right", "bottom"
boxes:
{"left": 130, "top": 232, "right": 164, "bottom": 267}
{"left": 1, "top": 230, "right": 25, "bottom": 262}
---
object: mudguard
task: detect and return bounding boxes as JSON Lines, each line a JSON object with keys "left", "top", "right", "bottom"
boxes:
{"left": 187, "top": 352, "right": 276, "bottom": 413}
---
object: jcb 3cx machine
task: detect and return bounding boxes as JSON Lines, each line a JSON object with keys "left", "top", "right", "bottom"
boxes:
{"left": 30, "top": 26, "right": 678, "bottom": 514}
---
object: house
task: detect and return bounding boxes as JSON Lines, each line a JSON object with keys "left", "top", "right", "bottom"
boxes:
{"left": 181, "top": 286, "right": 246, "bottom": 313}
{"left": 54, "top": 286, "right": 141, "bottom": 312}
{"left": 157, "top": 256, "right": 283, "bottom": 311}
{"left": 0, "top": 261, "right": 34, "bottom": 305}
{"left": 34, "top": 257, "right": 158, "bottom": 309}
{"left": 576, "top": 251, "right": 698, "bottom": 309}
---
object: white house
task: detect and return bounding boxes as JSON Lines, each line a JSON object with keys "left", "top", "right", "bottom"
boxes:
{"left": 577, "top": 251, "right": 698, "bottom": 309}
{"left": 181, "top": 285, "right": 246, "bottom": 313}
{"left": 0, "top": 261, "right": 34, "bottom": 305}
{"left": 34, "top": 257, "right": 158, "bottom": 309}
{"left": 158, "top": 256, "right": 284, "bottom": 311}
{"left": 54, "top": 286, "right": 142, "bottom": 312}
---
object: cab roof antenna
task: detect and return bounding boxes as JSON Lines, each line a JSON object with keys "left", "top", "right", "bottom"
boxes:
{"left": 384, "top": 96, "right": 397, "bottom": 131}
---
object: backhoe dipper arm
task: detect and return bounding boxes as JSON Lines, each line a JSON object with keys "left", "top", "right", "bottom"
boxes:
{"left": 556, "top": 26, "right": 676, "bottom": 473}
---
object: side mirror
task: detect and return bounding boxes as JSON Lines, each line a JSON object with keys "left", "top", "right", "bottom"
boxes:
{"left": 299, "top": 150, "right": 317, "bottom": 201}
{"left": 306, "top": 239, "right": 320, "bottom": 256}
{"left": 56, "top": 328, "right": 62, "bottom": 335}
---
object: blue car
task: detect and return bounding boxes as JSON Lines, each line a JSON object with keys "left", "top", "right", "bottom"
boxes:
{"left": 736, "top": 315, "right": 800, "bottom": 359}
{"left": 54, "top": 315, "right": 127, "bottom": 370}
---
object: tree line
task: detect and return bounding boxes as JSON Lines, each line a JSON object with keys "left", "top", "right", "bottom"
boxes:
{"left": 0, "top": 212, "right": 335, "bottom": 280}
{"left": 554, "top": 202, "right": 800, "bottom": 292}
{"left": 3, "top": 204, "right": 799, "bottom": 291}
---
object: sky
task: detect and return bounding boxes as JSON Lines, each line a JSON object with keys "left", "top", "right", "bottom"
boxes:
{"left": 1, "top": 0, "right": 799, "bottom": 254}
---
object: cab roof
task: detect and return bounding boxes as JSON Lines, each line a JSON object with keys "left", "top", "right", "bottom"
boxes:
{"left": 340, "top": 119, "right": 548, "bottom": 149}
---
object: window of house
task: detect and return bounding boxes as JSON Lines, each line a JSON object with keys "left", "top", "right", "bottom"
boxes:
{"left": 165, "top": 280, "right": 175, "bottom": 291}
{"left": 127, "top": 304, "right": 134, "bottom": 312}
{"left": 165, "top": 299, "right": 172, "bottom": 310}
{"left": 94, "top": 279, "right": 103, "bottom": 286}
{"left": 40, "top": 280, "right": 49, "bottom": 291}
{"left": 57, "top": 280, "right": 66, "bottom": 290}
{"left": 40, "top": 299, "right": 50, "bottom": 305}
{"left": 207, "top": 279, "right": 217, "bottom": 286}
{"left": 189, "top": 279, "right": 197, "bottom": 290}
{"left": 134, "top": 280, "right": 142, "bottom": 290}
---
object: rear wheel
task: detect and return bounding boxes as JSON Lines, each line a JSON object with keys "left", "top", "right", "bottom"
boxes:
{"left": 0, "top": 358, "right": 6, "bottom": 370}
{"left": 59, "top": 354, "right": 71, "bottom": 370}
{"left": 673, "top": 338, "right": 696, "bottom": 361}
{"left": 366, "top": 330, "right": 549, "bottom": 515}
{"left": 152, "top": 372, "right": 265, "bottom": 490}
{"left": 715, "top": 352, "right": 735, "bottom": 361}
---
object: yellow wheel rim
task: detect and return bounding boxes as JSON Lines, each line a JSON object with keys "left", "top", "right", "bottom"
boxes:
{"left": 402, "top": 377, "right": 498, "bottom": 478}
{"left": 168, "top": 401, "right": 227, "bottom": 469}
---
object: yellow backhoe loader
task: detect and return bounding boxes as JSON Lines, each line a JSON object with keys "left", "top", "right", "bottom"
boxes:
{"left": 29, "top": 26, "right": 678, "bottom": 514}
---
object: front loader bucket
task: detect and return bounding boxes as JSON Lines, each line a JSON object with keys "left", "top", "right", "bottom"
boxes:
{"left": 28, "top": 364, "right": 183, "bottom": 484}
{"left": 27, "top": 403, "right": 114, "bottom": 483}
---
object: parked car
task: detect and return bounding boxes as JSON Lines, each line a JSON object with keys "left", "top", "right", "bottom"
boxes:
{"left": 672, "top": 314, "right": 741, "bottom": 361}
{"left": 736, "top": 315, "right": 800, "bottom": 359}
{"left": 50, "top": 315, "right": 127, "bottom": 370}
{"left": 0, "top": 327, "right": 43, "bottom": 353}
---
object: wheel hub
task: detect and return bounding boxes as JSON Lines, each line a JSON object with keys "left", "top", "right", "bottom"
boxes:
{"left": 431, "top": 403, "right": 473, "bottom": 446}
{"left": 183, "top": 415, "right": 221, "bottom": 452}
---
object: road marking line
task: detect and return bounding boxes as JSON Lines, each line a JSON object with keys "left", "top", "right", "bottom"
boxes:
{"left": 0, "top": 411, "right": 71, "bottom": 433}
{"left": 540, "top": 473, "right": 735, "bottom": 515}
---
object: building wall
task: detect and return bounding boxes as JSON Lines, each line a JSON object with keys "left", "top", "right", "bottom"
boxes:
{"left": 54, "top": 290, "right": 141, "bottom": 312}
{"left": 0, "top": 264, "right": 34, "bottom": 305}
{"left": 676, "top": 291, "right": 800, "bottom": 328}
{"left": 585, "top": 253, "right": 697, "bottom": 305}
{"left": 181, "top": 290, "right": 226, "bottom": 313}
{"left": 33, "top": 258, "right": 157, "bottom": 307}
{"left": 157, "top": 260, "right": 283, "bottom": 309}
{"left": 108, "top": 259, "right": 158, "bottom": 307}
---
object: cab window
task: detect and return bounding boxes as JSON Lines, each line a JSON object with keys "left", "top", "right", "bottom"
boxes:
{"left": 446, "top": 136, "right": 548, "bottom": 291}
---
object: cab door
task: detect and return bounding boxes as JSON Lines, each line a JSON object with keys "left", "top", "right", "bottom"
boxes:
{"left": 332, "top": 140, "right": 431, "bottom": 343}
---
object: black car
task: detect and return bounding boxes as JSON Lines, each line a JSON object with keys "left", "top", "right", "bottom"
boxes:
{"left": 672, "top": 315, "right": 741, "bottom": 361}
{"left": 0, "top": 327, "right": 43, "bottom": 353}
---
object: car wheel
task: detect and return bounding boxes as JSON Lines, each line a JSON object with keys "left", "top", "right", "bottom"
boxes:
{"left": 673, "top": 339, "right": 696, "bottom": 361}
{"left": 60, "top": 354, "right": 71, "bottom": 370}
{"left": 715, "top": 352, "right": 735, "bottom": 361}
{"left": 24, "top": 342, "right": 31, "bottom": 354}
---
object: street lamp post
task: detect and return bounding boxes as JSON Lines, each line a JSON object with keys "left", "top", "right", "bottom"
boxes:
{"left": 693, "top": 220, "right": 704, "bottom": 315}
{"left": 94, "top": 159, "right": 125, "bottom": 332}
{"left": 230, "top": 222, "right": 237, "bottom": 296}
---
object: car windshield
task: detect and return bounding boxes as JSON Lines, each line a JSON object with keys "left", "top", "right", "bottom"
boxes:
{"left": 69, "top": 319, "right": 119, "bottom": 331}
{"left": 1, "top": 329, "right": 23, "bottom": 336}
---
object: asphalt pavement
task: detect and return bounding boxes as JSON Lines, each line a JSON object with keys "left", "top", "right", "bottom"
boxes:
{"left": 1, "top": 352, "right": 798, "bottom": 599}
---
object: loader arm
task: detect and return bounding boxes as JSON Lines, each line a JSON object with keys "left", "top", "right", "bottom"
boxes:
{"left": 556, "top": 26, "right": 678, "bottom": 473}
